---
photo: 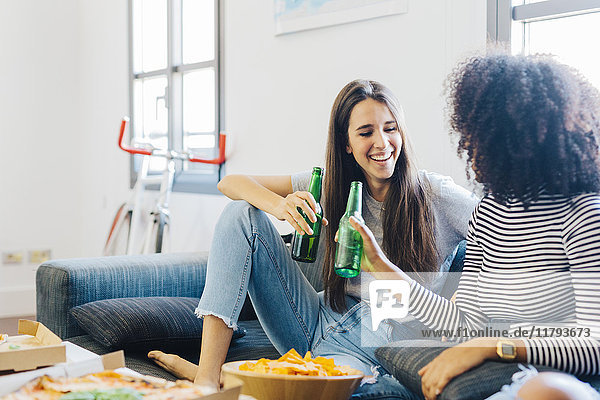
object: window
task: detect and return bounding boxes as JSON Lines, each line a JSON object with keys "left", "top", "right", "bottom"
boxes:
{"left": 488, "top": 0, "right": 600, "bottom": 90}
{"left": 129, "top": 0, "right": 223, "bottom": 193}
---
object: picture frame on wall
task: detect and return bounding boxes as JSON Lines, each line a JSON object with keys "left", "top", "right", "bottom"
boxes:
{"left": 274, "top": 0, "right": 409, "bottom": 36}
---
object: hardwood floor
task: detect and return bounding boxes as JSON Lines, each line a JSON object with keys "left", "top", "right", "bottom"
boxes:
{"left": 0, "top": 316, "right": 36, "bottom": 335}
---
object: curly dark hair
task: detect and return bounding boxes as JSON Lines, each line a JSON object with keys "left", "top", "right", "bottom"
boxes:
{"left": 446, "top": 53, "right": 600, "bottom": 204}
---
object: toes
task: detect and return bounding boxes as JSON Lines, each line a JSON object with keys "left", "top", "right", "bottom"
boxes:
{"left": 147, "top": 350, "right": 164, "bottom": 360}
{"left": 147, "top": 351, "right": 198, "bottom": 381}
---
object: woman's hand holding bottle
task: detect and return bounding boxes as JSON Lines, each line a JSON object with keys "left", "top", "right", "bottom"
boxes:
{"left": 273, "top": 191, "right": 328, "bottom": 235}
{"left": 349, "top": 216, "right": 412, "bottom": 283}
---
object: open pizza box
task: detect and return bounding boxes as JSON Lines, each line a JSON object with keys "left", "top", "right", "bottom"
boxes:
{"left": 0, "top": 319, "right": 66, "bottom": 373}
{"left": 0, "top": 322, "right": 244, "bottom": 399}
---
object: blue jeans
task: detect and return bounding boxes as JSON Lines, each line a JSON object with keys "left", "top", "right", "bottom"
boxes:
{"left": 196, "top": 201, "right": 419, "bottom": 399}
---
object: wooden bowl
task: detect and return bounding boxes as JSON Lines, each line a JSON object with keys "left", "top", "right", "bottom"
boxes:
{"left": 221, "top": 360, "right": 364, "bottom": 400}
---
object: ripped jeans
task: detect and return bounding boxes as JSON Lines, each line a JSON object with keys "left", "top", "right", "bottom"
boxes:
{"left": 196, "top": 201, "right": 420, "bottom": 399}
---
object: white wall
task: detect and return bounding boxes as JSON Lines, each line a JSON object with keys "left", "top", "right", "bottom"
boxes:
{"left": 0, "top": 0, "right": 486, "bottom": 317}
{"left": 169, "top": 0, "right": 487, "bottom": 251}
{"left": 223, "top": 1, "right": 485, "bottom": 180}
{"left": 77, "top": 1, "right": 131, "bottom": 258}
{"left": 0, "top": 0, "right": 83, "bottom": 317}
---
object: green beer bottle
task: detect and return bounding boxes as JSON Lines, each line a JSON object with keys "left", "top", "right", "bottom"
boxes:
{"left": 291, "top": 167, "right": 324, "bottom": 263}
{"left": 334, "top": 181, "right": 363, "bottom": 278}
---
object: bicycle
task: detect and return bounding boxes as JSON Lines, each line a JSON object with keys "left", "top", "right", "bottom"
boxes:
{"left": 103, "top": 117, "right": 226, "bottom": 256}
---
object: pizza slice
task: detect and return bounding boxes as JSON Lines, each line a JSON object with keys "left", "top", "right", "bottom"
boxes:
{"left": 1, "top": 370, "right": 211, "bottom": 400}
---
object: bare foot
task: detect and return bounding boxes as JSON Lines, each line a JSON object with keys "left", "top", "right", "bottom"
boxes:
{"left": 147, "top": 350, "right": 198, "bottom": 381}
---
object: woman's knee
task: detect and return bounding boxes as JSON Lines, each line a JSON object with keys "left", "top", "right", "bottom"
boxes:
{"left": 216, "top": 200, "right": 276, "bottom": 241}
{"left": 218, "top": 200, "right": 262, "bottom": 227}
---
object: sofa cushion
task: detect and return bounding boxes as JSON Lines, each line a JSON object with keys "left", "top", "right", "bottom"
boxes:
{"left": 70, "top": 297, "right": 245, "bottom": 350}
{"left": 375, "top": 342, "right": 562, "bottom": 400}
{"left": 67, "top": 319, "right": 280, "bottom": 382}
{"left": 225, "top": 319, "right": 281, "bottom": 362}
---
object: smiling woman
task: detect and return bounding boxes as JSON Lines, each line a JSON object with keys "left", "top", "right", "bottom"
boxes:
{"left": 345, "top": 98, "right": 402, "bottom": 201}
{"left": 321, "top": 80, "right": 474, "bottom": 315}
{"left": 147, "top": 79, "right": 479, "bottom": 399}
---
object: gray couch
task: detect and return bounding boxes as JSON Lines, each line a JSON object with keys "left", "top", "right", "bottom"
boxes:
{"left": 36, "top": 252, "right": 282, "bottom": 381}
{"left": 36, "top": 248, "right": 599, "bottom": 400}
{"left": 35, "top": 251, "right": 423, "bottom": 399}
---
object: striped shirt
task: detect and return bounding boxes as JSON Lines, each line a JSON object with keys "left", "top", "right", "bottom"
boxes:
{"left": 409, "top": 193, "right": 600, "bottom": 375}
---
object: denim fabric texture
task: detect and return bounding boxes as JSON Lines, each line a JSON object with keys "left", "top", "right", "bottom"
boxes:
{"left": 37, "top": 252, "right": 210, "bottom": 339}
{"left": 375, "top": 343, "right": 565, "bottom": 400}
{"left": 70, "top": 297, "right": 246, "bottom": 349}
{"left": 35, "top": 251, "right": 284, "bottom": 379}
{"left": 197, "top": 201, "right": 414, "bottom": 373}
{"left": 351, "top": 375, "right": 422, "bottom": 400}
{"left": 196, "top": 201, "right": 434, "bottom": 398}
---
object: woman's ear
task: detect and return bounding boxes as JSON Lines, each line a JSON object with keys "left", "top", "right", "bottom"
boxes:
{"left": 346, "top": 145, "right": 352, "bottom": 154}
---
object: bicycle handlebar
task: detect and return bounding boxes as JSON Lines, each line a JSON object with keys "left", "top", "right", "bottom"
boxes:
{"left": 118, "top": 117, "right": 226, "bottom": 164}
{"left": 118, "top": 117, "right": 152, "bottom": 155}
{"left": 189, "top": 133, "right": 226, "bottom": 164}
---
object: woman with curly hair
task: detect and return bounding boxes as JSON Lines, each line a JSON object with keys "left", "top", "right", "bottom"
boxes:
{"left": 351, "top": 54, "right": 600, "bottom": 399}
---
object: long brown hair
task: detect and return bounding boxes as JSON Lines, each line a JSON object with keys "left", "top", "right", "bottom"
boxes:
{"left": 323, "top": 79, "right": 438, "bottom": 313}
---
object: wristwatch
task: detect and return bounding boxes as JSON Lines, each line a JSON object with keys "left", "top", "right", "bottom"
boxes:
{"left": 496, "top": 339, "right": 517, "bottom": 360}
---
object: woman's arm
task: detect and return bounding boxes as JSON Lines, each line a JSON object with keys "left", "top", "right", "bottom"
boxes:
{"left": 409, "top": 217, "right": 489, "bottom": 332}
{"left": 218, "top": 174, "right": 327, "bottom": 235}
{"left": 218, "top": 174, "right": 293, "bottom": 212}
{"left": 518, "top": 194, "right": 600, "bottom": 376}
{"left": 420, "top": 194, "right": 600, "bottom": 399}
{"left": 350, "top": 212, "right": 489, "bottom": 333}
{"left": 418, "top": 337, "right": 528, "bottom": 400}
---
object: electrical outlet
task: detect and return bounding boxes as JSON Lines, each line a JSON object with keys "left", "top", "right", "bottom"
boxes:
{"left": 28, "top": 249, "right": 52, "bottom": 264}
{"left": 2, "top": 251, "right": 25, "bottom": 265}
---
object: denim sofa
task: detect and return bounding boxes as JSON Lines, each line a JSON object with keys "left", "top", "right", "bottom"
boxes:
{"left": 36, "top": 244, "right": 600, "bottom": 399}
{"left": 36, "top": 252, "right": 284, "bottom": 381}
{"left": 36, "top": 251, "right": 428, "bottom": 399}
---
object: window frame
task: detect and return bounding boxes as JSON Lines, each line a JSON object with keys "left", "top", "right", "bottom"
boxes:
{"left": 127, "top": 0, "right": 225, "bottom": 195}
{"left": 488, "top": 0, "right": 600, "bottom": 44}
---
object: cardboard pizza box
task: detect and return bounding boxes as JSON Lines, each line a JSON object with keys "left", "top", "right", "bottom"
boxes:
{"left": 0, "top": 347, "right": 122, "bottom": 396}
{"left": 0, "top": 345, "right": 246, "bottom": 399}
{"left": 0, "top": 319, "right": 66, "bottom": 372}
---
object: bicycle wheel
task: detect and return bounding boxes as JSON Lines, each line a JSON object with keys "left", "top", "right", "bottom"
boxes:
{"left": 103, "top": 203, "right": 132, "bottom": 256}
{"left": 154, "top": 212, "right": 170, "bottom": 253}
